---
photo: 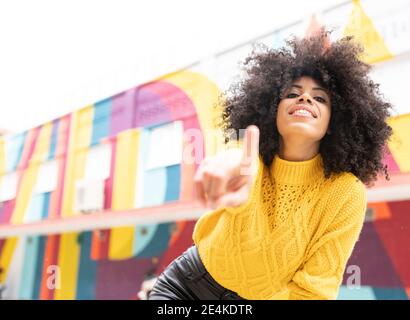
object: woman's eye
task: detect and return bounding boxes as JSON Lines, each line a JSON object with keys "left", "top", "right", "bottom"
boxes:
{"left": 286, "top": 93, "right": 298, "bottom": 99}
{"left": 314, "top": 96, "right": 326, "bottom": 103}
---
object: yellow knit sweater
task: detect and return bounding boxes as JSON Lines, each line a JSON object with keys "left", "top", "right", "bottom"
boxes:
{"left": 192, "top": 152, "right": 367, "bottom": 300}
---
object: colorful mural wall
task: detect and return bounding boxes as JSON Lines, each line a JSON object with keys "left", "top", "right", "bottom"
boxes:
{"left": 0, "top": 70, "right": 223, "bottom": 299}
{"left": 0, "top": 0, "right": 409, "bottom": 299}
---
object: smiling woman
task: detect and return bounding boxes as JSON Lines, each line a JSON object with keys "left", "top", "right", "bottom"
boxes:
{"left": 277, "top": 76, "right": 332, "bottom": 162}
{"left": 147, "top": 30, "right": 393, "bottom": 300}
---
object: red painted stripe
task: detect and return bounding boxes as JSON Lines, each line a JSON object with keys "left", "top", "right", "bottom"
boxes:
{"left": 90, "top": 137, "right": 116, "bottom": 260}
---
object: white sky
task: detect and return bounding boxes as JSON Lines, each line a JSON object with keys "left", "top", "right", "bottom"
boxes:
{"left": 0, "top": 0, "right": 346, "bottom": 133}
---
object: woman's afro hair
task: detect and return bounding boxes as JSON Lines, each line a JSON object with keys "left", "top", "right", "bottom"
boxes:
{"left": 219, "top": 31, "right": 393, "bottom": 185}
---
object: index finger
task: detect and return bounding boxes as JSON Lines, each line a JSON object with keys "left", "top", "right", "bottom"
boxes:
{"left": 241, "top": 125, "right": 260, "bottom": 168}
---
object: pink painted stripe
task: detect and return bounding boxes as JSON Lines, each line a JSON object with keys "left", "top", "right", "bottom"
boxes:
{"left": 52, "top": 115, "right": 71, "bottom": 219}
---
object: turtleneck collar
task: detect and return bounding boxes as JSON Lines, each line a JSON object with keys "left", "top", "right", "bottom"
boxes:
{"left": 270, "top": 153, "right": 324, "bottom": 184}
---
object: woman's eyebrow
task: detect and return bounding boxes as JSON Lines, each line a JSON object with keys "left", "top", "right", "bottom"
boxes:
{"left": 312, "top": 87, "right": 327, "bottom": 93}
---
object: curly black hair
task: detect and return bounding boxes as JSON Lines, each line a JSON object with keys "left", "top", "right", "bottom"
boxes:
{"left": 219, "top": 31, "right": 393, "bottom": 186}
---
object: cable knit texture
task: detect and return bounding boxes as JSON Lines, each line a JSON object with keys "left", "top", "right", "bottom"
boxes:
{"left": 192, "top": 152, "right": 367, "bottom": 300}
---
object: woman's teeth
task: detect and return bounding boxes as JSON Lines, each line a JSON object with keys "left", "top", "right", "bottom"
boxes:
{"left": 293, "top": 109, "right": 313, "bottom": 117}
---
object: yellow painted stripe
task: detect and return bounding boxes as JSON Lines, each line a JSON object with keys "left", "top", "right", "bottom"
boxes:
{"left": 159, "top": 70, "right": 225, "bottom": 157}
{"left": 61, "top": 106, "right": 94, "bottom": 217}
{"left": 54, "top": 232, "right": 81, "bottom": 300}
{"left": 343, "top": 0, "right": 393, "bottom": 64}
{"left": 10, "top": 122, "right": 53, "bottom": 224}
{"left": 108, "top": 129, "right": 139, "bottom": 260}
{"left": 0, "top": 238, "right": 18, "bottom": 283}
{"left": 387, "top": 114, "right": 410, "bottom": 172}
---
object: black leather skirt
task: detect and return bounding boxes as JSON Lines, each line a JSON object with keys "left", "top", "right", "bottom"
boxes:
{"left": 148, "top": 245, "right": 245, "bottom": 300}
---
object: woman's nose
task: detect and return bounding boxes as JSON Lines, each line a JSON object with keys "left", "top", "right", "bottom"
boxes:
{"left": 298, "top": 94, "right": 312, "bottom": 104}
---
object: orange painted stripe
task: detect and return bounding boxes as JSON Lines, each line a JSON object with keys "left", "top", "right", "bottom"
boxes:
{"left": 367, "top": 202, "right": 392, "bottom": 220}
{"left": 39, "top": 235, "right": 60, "bottom": 300}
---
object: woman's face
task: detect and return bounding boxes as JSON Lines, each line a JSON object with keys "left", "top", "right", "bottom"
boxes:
{"left": 276, "top": 76, "right": 331, "bottom": 144}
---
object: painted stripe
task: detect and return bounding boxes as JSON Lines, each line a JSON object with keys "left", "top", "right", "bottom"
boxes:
{"left": 337, "top": 285, "right": 376, "bottom": 300}
{"left": 0, "top": 137, "right": 5, "bottom": 176}
{"left": 0, "top": 237, "right": 18, "bottom": 283}
{"left": 54, "top": 232, "right": 81, "bottom": 300}
{"left": 0, "top": 200, "right": 15, "bottom": 224}
{"left": 39, "top": 235, "right": 60, "bottom": 300}
{"left": 133, "top": 85, "right": 172, "bottom": 128}
{"left": 134, "top": 128, "right": 150, "bottom": 208}
{"left": 387, "top": 115, "right": 410, "bottom": 172}
{"left": 373, "top": 287, "right": 408, "bottom": 300}
{"left": 135, "top": 222, "right": 172, "bottom": 259}
{"left": 140, "top": 81, "right": 197, "bottom": 122}
{"left": 0, "top": 129, "right": 40, "bottom": 225}
{"left": 0, "top": 203, "right": 4, "bottom": 224}
{"left": 343, "top": 0, "right": 393, "bottom": 64}
{"left": 41, "top": 192, "right": 51, "bottom": 220}
{"left": 108, "top": 130, "right": 139, "bottom": 260}
{"left": 180, "top": 116, "right": 202, "bottom": 202}
{"left": 110, "top": 89, "right": 136, "bottom": 135}
{"left": 16, "top": 127, "right": 41, "bottom": 172}
{"left": 165, "top": 164, "right": 180, "bottom": 202}
{"left": 95, "top": 256, "right": 154, "bottom": 300}
{"left": 143, "top": 167, "right": 167, "bottom": 207}
{"left": 90, "top": 139, "right": 115, "bottom": 260}
{"left": 48, "top": 115, "right": 71, "bottom": 219}
{"left": 2, "top": 234, "right": 25, "bottom": 299}
{"left": 23, "top": 193, "right": 46, "bottom": 223}
{"left": 32, "top": 236, "right": 46, "bottom": 300}
{"left": 4, "top": 132, "right": 26, "bottom": 172}
{"left": 91, "top": 99, "right": 111, "bottom": 146}
{"left": 133, "top": 224, "right": 159, "bottom": 257}
{"left": 61, "top": 107, "right": 94, "bottom": 217}
{"left": 19, "top": 236, "right": 41, "bottom": 299}
{"left": 76, "top": 232, "right": 97, "bottom": 300}
{"left": 11, "top": 123, "right": 53, "bottom": 224}
{"left": 161, "top": 71, "right": 224, "bottom": 157}
{"left": 157, "top": 220, "right": 196, "bottom": 274}
{"left": 46, "top": 120, "right": 59, "bottom": 160}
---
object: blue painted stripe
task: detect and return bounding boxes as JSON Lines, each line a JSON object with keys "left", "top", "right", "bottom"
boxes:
{"left": 41, "top": 192, "right": 51, "bottom": 219}
{"left": 135, "top": 222, "right": 172, "bottom": 258}
{"left": 24, "top": 193, "right": 46, "bottom": 223}
{"left": 143, "top": 168, "right": 167, "bottom": 207}
{"left": 32, "top": 236, "right": 46, "bottom": 300}
{"left": 337, "top": 285, "right": 376, "bottom": 300}
{"left": 165, "top": 164, "right": 180, "bottom": 202}
{"left": 133, "top": 224, "right": 159, "bottom": 256}
{"left": 19, "top": 237, "right": 40, "bottom": 299}
{"left": 76, "top": 232, "right": 97, "bottom": 300}
{"left": 46, "top": 120, "right": 59, "bottom": 160}
{"left": 91, "top": 99, "right": 111, "bottom": 146}
{"left": 5, "top": 132, "right": 26, "bottom": 172}
{"left": 372, "top": 287, "right": 409, "bottom": 300}
{"left": 135, "top": 128, "right": 151, "bottom": 208}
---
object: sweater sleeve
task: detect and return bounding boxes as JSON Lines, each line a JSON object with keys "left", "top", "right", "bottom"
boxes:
{"left": 286, "top": 184, "right": 367, "bottom": 300}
